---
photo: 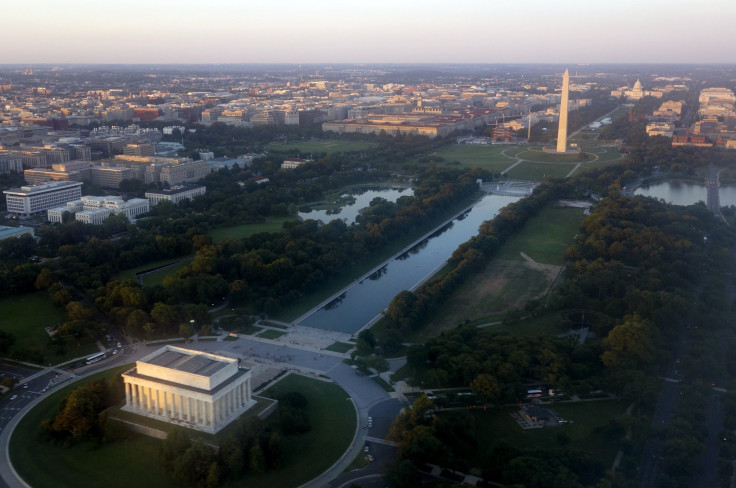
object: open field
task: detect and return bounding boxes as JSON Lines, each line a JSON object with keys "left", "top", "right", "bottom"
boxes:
{"left": 433, "top": 143, "right": 624, "bottom": 181}
{"left": 505, "top": 161, "right": 577, "bottom": 180}
{"left": 207, "top": 219, "right": 294, "bottom": 243}
{"left": 0, "top": 293, "right": 95, "bottom": 363}
{"left": 495, "top": 206, "right": 585, "bottom": 265}
{"left": 268, "top": 140, "right": 374, "bottom": 154}
{"left": 434, "top": 144, "right": 517, "bottom": 165}
{"left": 412, "top": 206, "right": 584, "bottom": 341}
{"left": 516, "top": 149, "right": 590, "bottom": 163}
{"left": 0, "top": 293, "right": 64, "bottom": 353}
{"left": 410, "top": 260, "right": 559, "bottom": 342}
{"left": 11, "top": 369, "right": 355, "bottom": 488}
{"left": 468, "top": 400, "right": 628, "bottom": 466}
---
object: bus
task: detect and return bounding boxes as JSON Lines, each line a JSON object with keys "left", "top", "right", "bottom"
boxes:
{"left": 86, "top": 352, "right": 106, "bottom": 364}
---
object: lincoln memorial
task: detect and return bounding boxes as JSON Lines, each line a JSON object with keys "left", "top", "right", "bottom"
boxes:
{"left": 122, "top": 346, "right": 254, "bottom": 434}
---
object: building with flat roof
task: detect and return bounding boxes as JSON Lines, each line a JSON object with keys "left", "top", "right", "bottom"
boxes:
{"left": 0, "top": 153, "right": 23, "bottom": 174}
{"left": 145, "top": 184, "right": 206, "bottom": 205}
{"left": 4, "top": 181, "right": 83, "bottom": 217}
{"left": 122, "top": 346, "right": 254, "bottom": 433}
{"left": 47, "top": 195, "right": 149, "bottom": 223}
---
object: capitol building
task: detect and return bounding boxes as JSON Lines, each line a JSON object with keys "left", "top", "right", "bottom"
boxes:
{"left": 122, "top": 346, "right": 254, "bottom": 434}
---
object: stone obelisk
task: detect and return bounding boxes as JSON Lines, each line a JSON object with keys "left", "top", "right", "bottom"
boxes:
{"left": 556, "top": 69, "right": 569, "bottom": 153}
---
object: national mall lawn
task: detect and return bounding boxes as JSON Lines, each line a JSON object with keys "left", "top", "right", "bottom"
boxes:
{"left": 10, "top": 367, "right": 356, "bottom": 488}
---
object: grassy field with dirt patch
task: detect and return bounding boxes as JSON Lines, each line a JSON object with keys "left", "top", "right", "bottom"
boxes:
{"left": 411, "top": 260, "right": 558, "bottom": 342}
{"left": 495, "top": 206, "right": 586, "bottom": 265}
{"left": 412, "top": 206, "right": 584, "bottom": 341}
{"left": 268, "top": 140, "right": 374, "bottom": 155}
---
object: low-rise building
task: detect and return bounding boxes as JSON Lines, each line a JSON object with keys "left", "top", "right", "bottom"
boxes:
{"left": 145, "top": 184, "right": 206, "bottom": 205}
{"left": 47, "top": 195, "right": 149, "bottom": 223}
{"left": 646, "top": 122, "right": 675, "bottom": 137}
{"left": 281, "top": 158, "right": 309, "bottom": 169}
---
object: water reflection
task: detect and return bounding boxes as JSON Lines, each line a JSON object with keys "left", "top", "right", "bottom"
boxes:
{"left": 298, "top": 187, "right": 413, "bottom": 224}
{"left": 298, "top": 194, "right": 520, "bottom": 333}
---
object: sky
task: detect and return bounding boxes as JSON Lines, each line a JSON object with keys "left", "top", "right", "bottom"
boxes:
{"left": 2, "top": 0, "right": 735, "bottom": 64}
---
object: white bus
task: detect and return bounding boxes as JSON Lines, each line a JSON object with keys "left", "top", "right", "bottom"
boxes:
{"left": 86, "top": 352, "right": 106, "bottom": 364}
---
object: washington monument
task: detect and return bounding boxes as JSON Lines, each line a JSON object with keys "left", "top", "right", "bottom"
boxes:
{"left": 556, "top": 69, "right": 570, "bottom": 153}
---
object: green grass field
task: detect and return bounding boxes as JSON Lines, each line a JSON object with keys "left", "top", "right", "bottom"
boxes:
{"left": 325, "top": 342, "right": 354, "bottom": 353}
{"left": 505, "top": 161, "right": 577, "bottom": 180}
{"left": 207, "top": 219, "right": 294, "bottom": 243}
{"left": 468, "top": 400, "right": 628, "bottom": 466}
{"left": 434, "top": 144, "right": 515, "bottom": 164}
{"left": 9, "top": 364, "right": 180, "bottom": 488}
{"left": 411, "top": 206, "right": 583, "bottom": 341}
{"left": 257, "top": 329, "right": 287, "bottom": 340}
{"left": 268, "top": 140, "right": 374, "bottom": 155}
{"left": 0, "top": 292, "right": 94, "bottom": 362}
{"left": 495, "top": 206, "right": 584, "bottom": 265}
{"left": 10, "top": 369, "right": 355, "bottom": 488}
{"left": 431, "top": 143, "right": 624, "bottom": 181}
{"left": 251, "top": 374, "right": 357, "bottom": 487}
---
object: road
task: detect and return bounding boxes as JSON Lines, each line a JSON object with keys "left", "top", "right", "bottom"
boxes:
{"left": 0, "top": 329, "right": 402, "bottom": 488}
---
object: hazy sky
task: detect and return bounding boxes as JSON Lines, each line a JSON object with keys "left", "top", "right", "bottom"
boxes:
{"left": 3, "top": 0, "right": 734, "bottom": 64}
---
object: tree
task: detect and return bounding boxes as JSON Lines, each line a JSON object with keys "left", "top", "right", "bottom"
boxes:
{"left": 470, "top": 373, "right": 500, "bottom": 403}
{"left": 179, "top": 322, "right": 194, "bottom": 339}
{"left": 250, "top": 444, "right": 266, "bottom": 475}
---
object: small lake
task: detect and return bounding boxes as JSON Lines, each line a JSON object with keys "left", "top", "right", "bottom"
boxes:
{"left": 297, "top": 193, "right": 521, "bottom": 334}
{"left": 635, "top": 181, "right": 736, "bottom": 207}
{"left": 298, "top": 187, "right": 413, "bottom": 224}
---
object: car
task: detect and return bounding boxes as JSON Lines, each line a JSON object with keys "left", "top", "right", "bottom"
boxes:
{"left": 22, "top": 383, "right": 28, "bottom": 388}
{"left": 366, "top": 455, "right": 374, "bottom": 462}
{"left": 10, "top": 395, "right": 17, "bottom": 400}
{"left": 364, "top": 445, "right": 370, "bottom": 452}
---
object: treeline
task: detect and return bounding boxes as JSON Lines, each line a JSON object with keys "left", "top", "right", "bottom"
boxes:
{"left": 40, "top": 377, "right": 124, "bottom": 443}
{"left": 386, "top": 396, "right": 609, "bottom": 488}
{"left": 158, "top": 391, "right": 310, "bottom": 488}
{"left": 163, "top": 166, "right": 487, "bottom": 313}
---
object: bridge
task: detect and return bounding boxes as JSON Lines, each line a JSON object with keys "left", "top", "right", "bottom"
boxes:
{"left": 477, "top": 179, "right": 538, "bottom": 197}
{"left": 706, "top": 165, "right": 720, "bottom": 216}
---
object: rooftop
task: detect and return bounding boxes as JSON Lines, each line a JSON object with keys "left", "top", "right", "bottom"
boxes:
{"left": 144, "top": 348, "right": 229, "bottom": 377}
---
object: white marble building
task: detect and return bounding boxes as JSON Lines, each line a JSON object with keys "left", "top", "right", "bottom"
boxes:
{"left": 122, "top": 346, "right": 254, "bottom": 434}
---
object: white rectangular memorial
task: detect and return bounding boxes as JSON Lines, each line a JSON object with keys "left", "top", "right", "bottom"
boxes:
{"left": 122, "top": 346, "right": 254, "bottom": 434}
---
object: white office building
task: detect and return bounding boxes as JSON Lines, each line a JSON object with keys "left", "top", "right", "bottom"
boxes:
{"left": 145, "top": 184, "right": 206, "bottom": 205}
{"left": 47, "top": 195, "right": 149, "bottom": 224}
{"left": 4, "top": 181, "right": 83, "bottom": 217}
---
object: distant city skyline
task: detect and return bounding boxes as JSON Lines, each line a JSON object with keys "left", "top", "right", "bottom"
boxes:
{"left": 3, "top": 0, "right": 735, "bottom": 65}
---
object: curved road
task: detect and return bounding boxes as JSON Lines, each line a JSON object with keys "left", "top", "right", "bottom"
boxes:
{"left": 0, "top": 331, "right": 401, "bottom": 488}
